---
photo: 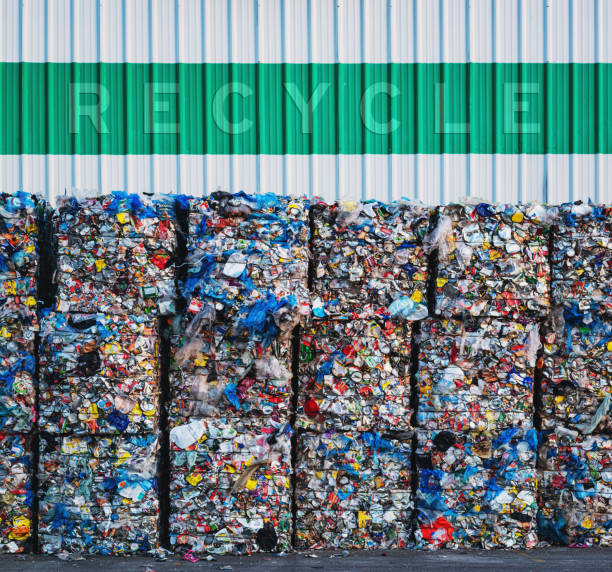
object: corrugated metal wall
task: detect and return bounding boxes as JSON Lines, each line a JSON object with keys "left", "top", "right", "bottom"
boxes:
{"left": 0, "top": 0, "right": 611, "bottom": 205}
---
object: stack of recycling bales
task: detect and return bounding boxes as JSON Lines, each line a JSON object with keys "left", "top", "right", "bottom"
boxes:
{"left": 415, "top": 203, "right": 549, "bottom": 549}
{"left": 0, "top": 192, "right": 43, "bottom": 553}
{"left": 168, "top": 192, "right": 309, "bottom": 555}
{"left": 294, "top": 199, "right": 430, "bottom": 549}
{"left": 538, "top": 203, "right": 612, "bottom": 547}
{"left": 38, "top": 193, "right": 176, "bottom": 555}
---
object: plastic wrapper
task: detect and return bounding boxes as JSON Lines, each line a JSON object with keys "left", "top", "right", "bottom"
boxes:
{"left": 295, "top": 429, "right": 413, "bottom": 550}
{"left": 433, "top": 203, "right": 550, "bottom": 318}
{"left": 538, "top": 430, "right": 611, "bottom": 546}
{"left": 38, "top": 433, "right": 159, "bottom": 555}
{"left": 416, "top": 428, "right": 538, "bottom": 549}
{"left": 54, "top": 192, "right": 176, "bottom": 316}
{"left": 169, "top": 337, "right": 292, "bottom": 428}
{"left": 417, "top": 318, "right": 537, "bottom": 431}
{"left": 311, "top": 200, "right": 430, "bottom": 320}
{"left": 0, "top": 432, "right": 32, "bottom": 553}
{"left": 296, "top": 319, "right": 412, "bottom": 432}
{"left": 541, "top": 305, "right": 611, "bottom": 432}
{"left": 169, "top": 418, "right": 292, "bottom": 554}
{"left": 39, "top": 312, "right": 160, "bottom": 434}
{"left": 551, "top": 203, "right": 612, "bottom": 315}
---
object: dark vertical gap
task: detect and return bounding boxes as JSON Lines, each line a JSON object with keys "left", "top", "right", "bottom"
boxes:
{"left": 289, "top": 325, "right": 301, "bottom": 549}
{"left": 32, "top": 198, "right": 55, "bottom": 554}
{"left": 290, "top": 202, "right": 317, "bottom": 549}
{"left": 408, "top": 319, "right": 420, "bottom": 544}
{"left": 157, "top": 315, "right": 171, "bottom": 550}
{"left": 31, "top": 331, "right": 40, "bottom": 554}
{"left": 426, "top": 207, "right": 440, "bottom": 318}
{"left": 158, "top": 199, "right": 188, "bottom": 550}
{"left": 307, "top": 205, "right": 316, "bottom": 292}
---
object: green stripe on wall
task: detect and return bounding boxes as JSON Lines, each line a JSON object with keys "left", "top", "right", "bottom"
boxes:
{"left": 0, "top": 63, "right": 610, "bottom": 154}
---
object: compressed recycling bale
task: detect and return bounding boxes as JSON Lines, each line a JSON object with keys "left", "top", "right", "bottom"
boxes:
{"left": 432, "top": 203, "right": 551, "bottom": 318}
{"left": 541, "top": 306, "right": 611, "bottom": 432}
{"left": 416, "top": 428, "right": 538, "bottom": 549}
{"left": 39, "top": 312, "right": 160, "bottom": 434}
{"left": 537, "top": 430, "right": 611, "bottom": 547}
{"left": 0, "top": 432, "right": 32, "bottom": 553}
{"left": 296, "top": 319, "right": 412, "bottom": 432}
{"left": 551, "top": 203, "right": 612, "bottom": 315}
{"left": 310, "top": 200, "right": 430, "bottom": 320}
{"left": 38, "top": 433, "right": 159, "bottom": 555}
{"left": 0, "top": 307, "right": 38, "bottom": 432}
{"left": 417, "top": 318, "right": 539, "bottom": 432}
{"left": 54, "top": 193, "right": 176, "bottom": 316}
{"left": 0, "top": 191, "right": 41, "bottom": 301}
{"left": 169, "top": 418, "right": 292, "bottom": 555}
{"left": 0, "top": 192, "right": 43, "bottom": 433}
{"left": 183, "top": 193, "right": 310, "bottom": 325}
{"left": 295, "top": 429, "right": 413, "bottom": 550}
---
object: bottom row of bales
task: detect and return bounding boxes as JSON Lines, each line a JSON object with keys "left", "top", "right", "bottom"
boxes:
{"left": 2, "top": 312, "right": 610, "bottom": 554}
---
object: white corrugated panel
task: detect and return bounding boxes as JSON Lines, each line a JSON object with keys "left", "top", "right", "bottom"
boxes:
{"left": 0, "top": 0, "right": 607, "bottom": 204}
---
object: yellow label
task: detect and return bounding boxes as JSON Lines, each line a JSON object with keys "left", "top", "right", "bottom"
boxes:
{"left": 95, "top": 259, "right": 107, "bottom": 272}
{"left": 607, "top": 341, "right": 612, "bottom": 352}
{"left": 358, "top": 511, "right": 370, "bottom": 528}
{"left": 224, "top": 464, "right": 236, "bottom": 474}
{"left": 25, "top": 296, "right": 36, "bottom": 307}
{"left": 186, "top": 472, "right": 203, "bottom": 486}
{"left": 512, "top": 212, "right": 524, "bottom": 223}
{"left": 411, "top": 290, "right": 423, "bottom": 303}
{"left": 8, "top": 516, "right": 30, "bottom": 540}
{"left": 245, "top": 478, "right": 258, "bottom": 491}
{"left": 116, "top": 212, "right": 130, "bottom": 224}
{"left": 436, "top": 278, "right": 448, "bottom": 288}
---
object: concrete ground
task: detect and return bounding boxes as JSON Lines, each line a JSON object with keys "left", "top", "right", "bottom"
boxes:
{"left": 1, "top": 548, "right": 612, "bottom": 572}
